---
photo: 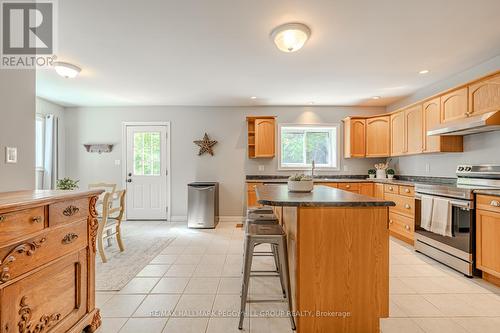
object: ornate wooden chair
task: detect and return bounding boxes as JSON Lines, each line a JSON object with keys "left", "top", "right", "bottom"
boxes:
{"left": 97, "top": 190, "right": 126, "bottom": 263}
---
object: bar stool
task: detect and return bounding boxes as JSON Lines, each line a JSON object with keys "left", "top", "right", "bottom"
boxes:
{"left": 239, "top": 223, "right": 296, "bottom": 331}
{"left": 247, "top": 206, "right": 274, "bottom": 215}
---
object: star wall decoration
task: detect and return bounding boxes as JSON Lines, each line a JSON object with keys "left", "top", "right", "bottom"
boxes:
{"left": 194, "top": 133, "right": 218, "bottom": 156}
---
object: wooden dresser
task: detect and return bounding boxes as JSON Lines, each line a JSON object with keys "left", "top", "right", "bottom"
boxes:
{"left": 0, "top": 190, "right": 103, "bottom": 333}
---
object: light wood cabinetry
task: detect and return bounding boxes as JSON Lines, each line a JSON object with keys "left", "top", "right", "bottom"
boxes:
{"left": 405, "top": 104, "right": 423, "bottom": 155}
{"left": 343, "top": 118, "right": 366, "bottom": 158}
{"left": 476, "top": 194, "right": 500, "bottom": 286}
{"left": 469, "top": 72, "right": 500, "bottom": 117}
{"left": 384, "top": 185, "right": 415, "bottom": 244}
{"left": 359, "top": 183, "right": 374, "bottom": 197}
{"left": 337, "top": 182, "right": 360, "bottom": 193}
{"left": 247, "top": 183, "right": 262, "bottom": 207}
{"left": 390, "top": 111, "right": 406, "bottom": 156}
{"left": 441, "top": 87, "right": 468, "bottom": 123}
{"left": 374, "top": 183, "right": 385, "bottom": 199}
{"left": 423, "top": 98, "right": 463, "bottom": 153}
{"left": 366, "top": 116, "right": 390, "bottom": 157}
{"left": 0, "top": 190, "right": 103, "bottom": 333}
{"left": 247, "top": 116, "right": 275, "bottom": 158}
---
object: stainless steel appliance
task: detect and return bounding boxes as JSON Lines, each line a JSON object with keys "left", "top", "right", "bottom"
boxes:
{"left": 188, "top": 182, "right": 219, "bottom": 228}
{"left": 415, "top": 165, "right": 500, "bottom": 276}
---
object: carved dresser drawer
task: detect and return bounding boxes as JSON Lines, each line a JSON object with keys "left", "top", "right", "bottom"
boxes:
{"left": 0, "top": 190, "right": 103, "bottom": 333}
{"left": 49, "top": 198, "right": 89, "bottom": 226}
{"left": 0, "top": 219, "right": 87, "bottom": 285}
{"left": 0, "top": 207, "right": 45, "bottom": 244}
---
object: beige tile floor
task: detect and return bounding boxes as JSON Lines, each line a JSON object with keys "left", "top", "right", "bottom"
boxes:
{"left": 96, "top": 221, "right": 500, "bottom": 333}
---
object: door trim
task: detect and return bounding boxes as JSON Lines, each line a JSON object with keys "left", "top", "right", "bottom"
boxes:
{"left": 121, "top": 122, "right": 171, "bottom": 221}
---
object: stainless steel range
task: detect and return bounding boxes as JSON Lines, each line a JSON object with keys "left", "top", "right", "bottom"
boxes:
{"left": 414, "top": 165, "right": 500, "bottom": 277}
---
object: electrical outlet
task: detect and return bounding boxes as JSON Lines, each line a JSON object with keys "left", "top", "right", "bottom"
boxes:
{"left": 258, "top": 165, "right": 265, "bottom": 172}
{"left": 425, "top": 163, "right": 430, "bottom": 173}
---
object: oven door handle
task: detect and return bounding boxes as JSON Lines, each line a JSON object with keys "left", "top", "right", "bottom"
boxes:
{"left": 415, "top": 193, "right": 474, "bottom": 210}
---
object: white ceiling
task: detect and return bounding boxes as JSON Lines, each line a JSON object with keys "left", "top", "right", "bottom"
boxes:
{"left": 36, "top": 0, "right": 500, "bottom": 107}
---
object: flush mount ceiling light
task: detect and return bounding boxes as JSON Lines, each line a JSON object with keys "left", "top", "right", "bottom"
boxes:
{"left": 53, "top": 61, "right": 81, "bottom": 78}
{"left": 372, "top": 96, "right": 381, "bottom": 100}
{"left": 250, "top": 96, "right": 257, "bottom": 100}
{"left": 270, "top": 22, "right": 311, "bottom": 53}
{"left": 419, "top": 69, "right": 430, "bottom": 74}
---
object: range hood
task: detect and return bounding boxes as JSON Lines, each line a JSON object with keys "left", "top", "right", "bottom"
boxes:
{"left": 427, "top": 110, "right": 500, "bottom": 136}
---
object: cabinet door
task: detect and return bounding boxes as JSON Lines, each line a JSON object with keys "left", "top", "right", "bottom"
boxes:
{"left": 469, "top": 73, "right": 500, "bottom": 117}
{"left": 476, "top": 209, "right": 500, "bottom": 277}
{"left": 366, "top": 116, "right": 390, "bottom": 157}
{"left": 350, "top": 119, "right": 366, "bottom": 158}
{"left": 390, "top": 112, "right": 406, "bottom": 156}
{"left": 1, "top": 249, "right": 88, "bottom": 333}
{"left": 359, "top": 183, "right": 374, "bottom": 197}
{"left": 374, "top": 183, "right": 385, "bottom": 199}
{"left": 441, "top": 87, "right": 468, "bottom": 123}
{"left": 255, "top": 118, "right": 275, "bottom": 157}
{"left": 423, "top": 98, "right": 441, "bottom": 153}
{"left": 405, "top": 104, "right": 423, "bottom": 155}
{"left": 247, "top": 183, "right": 261, "bottom": 207}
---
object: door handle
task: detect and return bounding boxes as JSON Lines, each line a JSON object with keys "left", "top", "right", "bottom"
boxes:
{"left": 128, "top": 173, "right": 132, "bottom": 177}
{"left": 127, "top": 179, "right": 132, "bottom": 183}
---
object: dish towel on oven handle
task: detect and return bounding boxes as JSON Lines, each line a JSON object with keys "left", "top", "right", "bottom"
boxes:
{"left": 420, "top": 195, "right": 434, "bottom": 231}
{"left": 430, "top": 197, "right": 452, "bottom": 237}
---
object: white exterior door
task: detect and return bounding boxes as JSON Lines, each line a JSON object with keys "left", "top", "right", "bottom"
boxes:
{"left": 125, "top": 125, "right": 168, "bottom": 220}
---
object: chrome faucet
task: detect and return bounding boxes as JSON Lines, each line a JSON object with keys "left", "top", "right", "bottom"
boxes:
{"left": 311, "top": 160, "right": 315, "bottom": 179}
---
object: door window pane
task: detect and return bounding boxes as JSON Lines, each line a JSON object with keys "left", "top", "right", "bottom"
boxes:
{"left": 133, "top": 132, "right": 161, "bottom": 176}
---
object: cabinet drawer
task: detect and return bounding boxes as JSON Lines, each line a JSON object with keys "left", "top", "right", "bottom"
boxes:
{"left": 0, "top": 207, "right": 45, "bottom": 244}
{"left": 338, "top": 183, "right": 360, "bottom": 192}
{"left": 49, "top": 198, "right": 89, "bottom": 226}
{"left": 1, "top": 249, "right": 88, "bottom": 333}
{"left": 399, "top": 186, "right": 415, "bottom": 197}
{"left": 477, "top": 195, "right": 500, "bottom": 214}
{"left": 384, "top": 184, "right": 398, "bottom": 194}
{"left": 385, "top": 193, "right": 415, "bottom": 218}
{"left": 0, "top": 219, "right": 87, "bottom": 284}
{"left": 389, "top": 212, "right": 414, "bottom": 240}
{"left": 321, "top": 182, "right": 338, "bottom": 188}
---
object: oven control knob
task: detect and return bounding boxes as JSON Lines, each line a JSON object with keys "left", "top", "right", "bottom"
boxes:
{"left": 458, "top": 166, "right": 464, "bottom": 172}
{"left": 465, "top": 166, "right": 472, "bottom": 172}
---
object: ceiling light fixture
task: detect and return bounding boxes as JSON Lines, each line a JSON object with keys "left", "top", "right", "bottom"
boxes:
{"left": 53, "top": 61, "right": 81, "bottom": 78}
{"left": 419, "top": 69, "right": 429, "bottom": 74}
{"left": 308, "top": 101, "right": 315, "bottom": 105}
{"left": 372, "top": 96, "right": 381, "bottom": 100}
{"left": 250, "top": 96, "right": 257, "bottom": 100}
{"left": 270, "top": 22, "right": 311, "bottom": 53}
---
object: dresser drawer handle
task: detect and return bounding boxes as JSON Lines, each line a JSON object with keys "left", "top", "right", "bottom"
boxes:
{"left": 32, "top": 216, "right": 43, "bottom": 223}
{"left": 490, "top": 200, "right": 500, "bottom": 207}
{"left": 62, "top": 233, "right": 79, "bottom": 244}
{"left": 345, "top": 185, "right": 351, "bottom": 189}
{"left": 389, "top": 220, "right": 394, "bottom": 224}
{"left": 405, "top": 204, "right": 411, "bottom": 209}
{"left": 0, "top": 215, "right": 5, "bottom": 223}
{"left": 62, "top": 205, "right": 80, "bottom": 217}
{"left": 389, "top": 187, "right": 393, "bottom": 191}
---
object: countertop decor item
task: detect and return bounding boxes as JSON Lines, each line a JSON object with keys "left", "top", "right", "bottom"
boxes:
{"left": 56, "top": 177, "right": 80, "bottom": 190}
{"left": 368, "top": 169, "right": 376, "bottom": 179}
{"left": 386, "top": 168, "right": 395, "bottom": 179}
{"left": 288, "top": 174, "right": 314, "bottom": 192}
{"left": 375, "top": 162, "right": 388, "bottom": 179}
{"left": 194, "top": 133, "right": 218, "bottom": 156}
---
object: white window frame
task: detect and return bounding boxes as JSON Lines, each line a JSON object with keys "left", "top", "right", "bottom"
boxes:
{"left": 278, "top": 123, "right": 340, "bottom": 171}
{"left": 35, "top": 114, "right": 45, "bottom": 172}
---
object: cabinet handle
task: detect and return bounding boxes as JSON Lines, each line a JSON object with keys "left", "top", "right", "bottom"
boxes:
{"left": 490, "top": 200, "right": 500, "bottom": 207}
{"left": 405, "top": 188, "right": 410, "bottom": 193}
{"left": 389, "top": 187, "right": 393, "bottom": 191}
{"left": 389, "top": 220, "right": 394, "bottom": 224}
{"left": 62, "top": 205, "right": 79, "bottom": 217}
{"left": 0, "top": 215, "right": 5, "bottom": 223}
{"left": 405, "top": 204, "right": 411, "bottom": 209}
{"left": 346, "top": 185, "right": 351, "bottom": 189}
{"left": 62, "top": 233, "right": 79, "bottom": 244}
{"left": 32, "top": 216, "right": 43, "bottom": 223}
{"left": 405, "top": 225, "right": 410, "bottom": 230}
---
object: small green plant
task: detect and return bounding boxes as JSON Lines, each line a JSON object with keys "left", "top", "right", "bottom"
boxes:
{"left": 288, "top": 173, "right": 313, "bottom": 181}
{"left": 368, "top": 169, "right": 376, "bottom": 175}
{"left": 56, "top": 177, "right": 80, "bottom": 190}
{"left": 386, "top": 168, "right": 395, "bottom": 175}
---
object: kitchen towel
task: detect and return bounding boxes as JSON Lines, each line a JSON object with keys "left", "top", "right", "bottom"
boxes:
{"left": 420, "top": 195, "right": 434, "bottom": 231}
{"left": 430, "top": 197, "right": 452, "bottom": 237}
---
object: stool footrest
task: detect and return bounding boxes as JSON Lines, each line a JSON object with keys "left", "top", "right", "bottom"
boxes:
{"left": 246, "top": 299, "right": 288, "bottom": 303}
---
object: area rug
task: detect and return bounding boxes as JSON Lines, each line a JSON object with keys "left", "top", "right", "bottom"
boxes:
{"left": 95, "top": 221, "right": 176, "bottom": 291}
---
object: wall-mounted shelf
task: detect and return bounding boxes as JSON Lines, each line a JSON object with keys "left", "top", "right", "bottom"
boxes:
{"left": 83, "top": 144, "right": 114, "bottom": 153}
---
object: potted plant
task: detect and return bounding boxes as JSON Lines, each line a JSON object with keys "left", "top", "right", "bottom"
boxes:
{"left": 288, "top": 174, "right": 314, "bottom": 192}
{"left": 386, "top": 168, "right": 395, "bottom": 180}
{"left": 368, "top": 169, "right": 376, "bottom": 179}
{"left": 56, "top": 177, "right": 80, "bottom": 190}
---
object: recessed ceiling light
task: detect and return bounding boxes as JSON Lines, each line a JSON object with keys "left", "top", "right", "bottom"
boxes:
{"left": 419, "top": 69, "right": 429, "bottom": 74}
{"left": 372, "top": 96, "right": 381, "bottom": 100}
{"left": 270, "top": 22, "right": 311, "bottom": 53}
{"left": 250, "top": 96, "right": 257, "bottom": 100}
{"left": 308, "top": 101, "right": 315, "bottom": 105}
{"left": 53, "top": 61, "right": 81, "bottom": 78}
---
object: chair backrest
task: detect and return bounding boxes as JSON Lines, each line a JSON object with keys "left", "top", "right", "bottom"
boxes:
{"left": 111, "top": 189, "right": 126, "bottom": 221}
{"left": 89, "top": 183, "right": 117, "bottom": 209}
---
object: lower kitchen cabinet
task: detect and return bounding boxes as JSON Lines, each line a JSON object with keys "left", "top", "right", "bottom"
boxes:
{"left": 384, "top": 186, "right": 415, "bottom": 245}
{"left": 247, "top": 183, "right": 262, "bottom": 207}
{"left": 359, "top": 183, "right": 374, "bottom": 197}
{"left": 476, "top": 195, "right": 500, "bottom": 286}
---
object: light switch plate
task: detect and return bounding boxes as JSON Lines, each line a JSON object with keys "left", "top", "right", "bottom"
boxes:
{"left": 5, "top": 147, "right": 17, "bottom": 164}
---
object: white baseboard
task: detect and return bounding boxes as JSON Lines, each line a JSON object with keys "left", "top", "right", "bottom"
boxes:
{"left": 169, "top": 215, "right": 187, "bottom": 222}
{"left": 169, "top": 215, "right": 244, "bottom": 223}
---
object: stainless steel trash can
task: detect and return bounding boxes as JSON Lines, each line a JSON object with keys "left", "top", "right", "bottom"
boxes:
{"left": 187, "top": 182, "right": 219, "bottom": 228}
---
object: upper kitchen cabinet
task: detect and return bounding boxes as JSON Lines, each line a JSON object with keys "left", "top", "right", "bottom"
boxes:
{"left": 405, "top": 104, "right": 423, "bottom": 155}
{"left": 366, "top": 116, "right": 390, "bottom": 157}
{"left": 423, "top": 98, "right": 463, "bottom": 153}
{"left": 469, "top": 72, "right": 500, "bottom": 117}
{"left": 390, "top": 111, "right": 406, "bottom": 156}
{"left": 343, "top": 117, "right": 366, "bottom": 158}
{"left": 247, "top": 116, "right": 276, "bottom": 158}
{"left": 441, "top": 87, "right": 468, "bottom": 123}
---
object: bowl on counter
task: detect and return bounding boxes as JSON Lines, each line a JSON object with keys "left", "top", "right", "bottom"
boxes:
{"left": 288, "top": 179, "right": 314, "bottom": 192}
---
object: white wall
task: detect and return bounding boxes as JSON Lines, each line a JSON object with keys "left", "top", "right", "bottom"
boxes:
{"left": 64, "top": 106, "right": 385, "bottom": 217}
{"left": 386, "top": 56, "right": 500, "bottom": 177}
{"left": 0, "top": 71, "right": 36, "bottom": 192}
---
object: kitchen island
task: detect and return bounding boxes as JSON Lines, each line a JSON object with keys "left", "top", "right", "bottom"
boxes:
{"left": 256, "top": 184, "right": 395, "bottom": 333}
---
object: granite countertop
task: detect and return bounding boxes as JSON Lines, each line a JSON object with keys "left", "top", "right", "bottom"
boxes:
{"left": 246, "top": 177, "right": 417, "bottom": 186}
{"left": 474, "top": 189, "right": 500, "bottom": 197}
{"left": 255, "top": 184, "right": 396, "bottom": 207}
